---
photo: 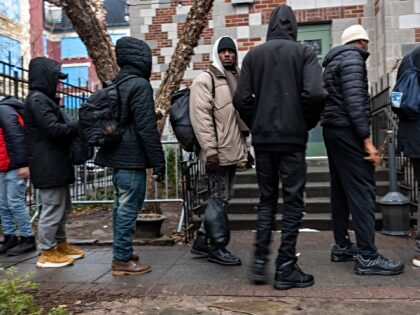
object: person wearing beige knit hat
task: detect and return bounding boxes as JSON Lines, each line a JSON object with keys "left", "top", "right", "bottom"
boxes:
{"left": 321, "top": 24, "right": 405, "bottom": 276}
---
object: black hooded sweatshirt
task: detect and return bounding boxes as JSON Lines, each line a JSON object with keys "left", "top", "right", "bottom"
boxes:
{"left": 95, "top": 37, "right": 165, "bottom": 175}
{"left": 24, "top": 57, "right": 77, "bottom": 189}
{"left": 233, "top": 5, "right": 326, "bottom": 150}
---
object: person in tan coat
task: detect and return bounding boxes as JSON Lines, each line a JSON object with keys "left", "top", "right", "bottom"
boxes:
{"left": 189, "top": 36, "right": 247, "bottom": 266}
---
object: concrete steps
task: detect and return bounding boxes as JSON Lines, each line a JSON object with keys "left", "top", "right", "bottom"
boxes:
{"left": 196, "top": 161, "right": 393, "bottom": 231}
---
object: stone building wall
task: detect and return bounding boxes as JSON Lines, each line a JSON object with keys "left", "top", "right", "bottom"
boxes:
{"left": 129, "top": 0, "right": 420, "bottom": 90}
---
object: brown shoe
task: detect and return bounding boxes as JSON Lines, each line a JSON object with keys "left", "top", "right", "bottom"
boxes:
{"left": 112, "top": 258, "right": 151, "bottom": 276}
{"left": 37, "top": 246, "right": 74, "bottom": 268}
{"left": 57, "top": 241, "right": 85, "bottom": 260}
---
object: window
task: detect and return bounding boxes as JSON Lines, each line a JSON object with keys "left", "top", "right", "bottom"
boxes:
{"left": 61, "top": 37, "right": 88, "bottom": 58}
{"left": 0, "top": 35, "right": 21, "bottom": 72}
{"left": 110, "top": 34, "right": 126, "bottom": 44}
{"left": 44, "top": 3, "right": 62, "bottom": 24}
{"left": 62, "top": 66, "right": 89, "bottom": 86}
{"left": 0, "top": 0, "right": 19, "bottom": 21}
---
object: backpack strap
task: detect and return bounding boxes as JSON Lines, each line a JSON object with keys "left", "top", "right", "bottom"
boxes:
{"left": 205, "top": 70, "right": 218, "bottom": 143}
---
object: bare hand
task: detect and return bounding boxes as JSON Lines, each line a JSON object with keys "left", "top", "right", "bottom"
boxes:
{"left": 17, "top": 167, "right": 30, "bottom": 179}
{"left": 363, "top": 139, "right": 380, "bottom": 165}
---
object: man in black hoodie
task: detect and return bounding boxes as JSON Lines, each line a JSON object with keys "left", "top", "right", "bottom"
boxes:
{"left": 393, "top": 45, "right": 420, "bottom": 268}
{"left": 0, "top": 96, "right": 36, "bottom": 256}
{"left": 95, "top": 37, "right": 165, "bottom": 276}
{"left": 321, "top": 25, "right": 404, "bottom": 275}
{"left": 25, "top": 57, "right": 84, "bottom": 268}
{"left": 234, "top": 5, "right": 326, "bottom": 290}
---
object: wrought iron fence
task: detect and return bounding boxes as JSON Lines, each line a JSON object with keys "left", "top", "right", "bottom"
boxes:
{"left": 371, "top": 74, "right": 418, "bottom": 207}
{"left": 0, "top": 57, "right": 91, "bottom": 115}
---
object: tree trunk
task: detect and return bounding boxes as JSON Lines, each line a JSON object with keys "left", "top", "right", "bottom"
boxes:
{"left": 144, "top": 0, "right": 214, "bottom": 213}
{"left": 46, "top": 0, "right": 118, "bottom": 82}
{"left": 155, "top": 0, "right": 214, "bottom": 135}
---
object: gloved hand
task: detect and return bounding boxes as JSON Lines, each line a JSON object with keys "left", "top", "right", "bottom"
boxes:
{"left": 205, "top": 154, "right": 220, "bottom": 173}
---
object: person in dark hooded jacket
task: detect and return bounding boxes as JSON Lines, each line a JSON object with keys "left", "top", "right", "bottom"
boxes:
{"left": 234, "top": 5, "right": 326, "bottom": 290}
{"left": 95, "top": 37, "right": 165, "bottom": 276}
{"left": 25, "top": 57, "right": 84, "bottom": 268}
{"left": 321, "top": 25, "right": 404, "bottom": 275}
{"left": 393, "top": 45, "right": 420, "bottom": 267}
{"left": 0, "top": 96, "right": 36, "bottom": 256}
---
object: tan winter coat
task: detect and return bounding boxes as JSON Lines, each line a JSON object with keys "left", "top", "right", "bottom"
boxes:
{"left": 190, "top": 65, "right": 246, "bottom": 166}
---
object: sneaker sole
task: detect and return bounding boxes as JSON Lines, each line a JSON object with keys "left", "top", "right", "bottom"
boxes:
{"left": 355, "top": 268, "right": 404, "bottom": 276}
{"left": 207, "top": 257, "right": 242, "bottom": 266}
{"left": 331, "top": 254, "right": 355, "bottom": 262}
{"left": 36, "top": 261, "right": 73, "bottom": 268}
{"left": 412, "top": 259, "right": 420, "bottom": 267}
{"left": 112, "top": 268, "right": 152, "bottom": 276}
{"left": 190, "top": 248, "right": 208, "bottom": 258}
{"left": 274, "top": 279, "right": 315, "bottom": 290}
{"left": 67, "top": 254, "right": 84, "bottom": 260}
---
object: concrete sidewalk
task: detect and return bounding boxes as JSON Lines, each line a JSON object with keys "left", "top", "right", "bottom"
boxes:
{"left": 1, "top": 231, "right": 419, "bottom": 300}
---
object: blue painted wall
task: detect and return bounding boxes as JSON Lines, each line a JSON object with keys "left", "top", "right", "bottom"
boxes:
{"left": 0, "top": 0, "right": 20, "bottom": 21}
{"left": 62, "top": 66, "right": 89, "bottom": 86}
{"left": 0, "top": 35, "right": 21, "bottom": 72}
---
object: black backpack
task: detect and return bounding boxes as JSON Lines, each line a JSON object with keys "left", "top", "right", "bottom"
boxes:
{"left": 170, "top": 71, "right": 216, "bottom": 153}
{"left": 78, "top": 75, "right": 137, "bottom": 147}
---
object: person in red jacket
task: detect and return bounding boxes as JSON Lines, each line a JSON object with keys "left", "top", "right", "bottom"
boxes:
{"left": 0, "top": 96, "right": 36, "bottom": 255}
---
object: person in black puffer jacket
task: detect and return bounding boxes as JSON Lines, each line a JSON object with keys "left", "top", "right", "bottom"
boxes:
{"left": 321, "top": 25, "right": 404, "bottom": 276}
{"left": 95, "top": 37, "right": 165, "bottom": 276}
{"left": 0, "top": 96, "right": 36, "bottom": 256}
{"left": 25, "top": 57, "right": 84, "bottom": 268}
{"left": 234, "top": 5, "right": 326, "bottom": 290}
{"left": 393, "top": 46, "right": 420, "bottom": 267}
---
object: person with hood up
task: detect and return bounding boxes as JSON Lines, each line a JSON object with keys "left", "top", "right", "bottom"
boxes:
{"left": 234, "top": 5, "right": 326, "bottom": 290}
{"left": 393, "top": 45, "right": 420, "bottom": 268}
{"left": 0, "top": 96, "right": 36, "bottom": 256}
{"left": 25, "top": 57, "right": 84, "bottom": 268}
{"left": 189, "top": 36, "right": 247, "bottom": 266}
{"left": 321, "top": 25, "right": 404, "bottom": 275}
{"left": 95, "top": 37, "right": 165, "bottom": 276}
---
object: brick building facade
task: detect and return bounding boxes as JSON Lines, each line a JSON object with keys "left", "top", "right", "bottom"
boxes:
{"left": 129, "top": 0, "right": 420, "bottom": 89}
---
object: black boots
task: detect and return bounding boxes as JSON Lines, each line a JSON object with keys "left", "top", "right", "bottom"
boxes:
{"left": 354, "top": 254, "right": 404, "bottom": 275}
{"left": 249, "top": 259, "right": 268, "bottom": 284}
{"left": 191, "top": 232, "right": 209, "bottom": 257}
{"left": 0, "top": 235, "right": 19, "bottom": 254}
{"left": 208, "top": 248, "right": 241, "bottom": 266}
{"left": 7, "top": 236, "right": 37, "bottom": 256}
{"left": 274, "top": 260, "right": 315, "bottom": 290}
{"left": 331, "top": 244, "right": 358, "bottom": 262}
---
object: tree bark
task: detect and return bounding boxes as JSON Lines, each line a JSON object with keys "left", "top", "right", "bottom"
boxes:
{"left": 155, "top": 0, "right": 214, "bottom": 135}
{"left": 45, "top": 0, "right": 118, "bottom": 82}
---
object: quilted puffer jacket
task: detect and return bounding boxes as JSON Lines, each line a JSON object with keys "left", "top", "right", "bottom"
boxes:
{"left": 321, "top": 45, "right": 371, "bottom": 139}
{"left": 95, "top": 37, "right": 165, "bottom": 176}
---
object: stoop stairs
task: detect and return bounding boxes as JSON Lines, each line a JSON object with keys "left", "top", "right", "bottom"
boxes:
{"left": 224, "top": 158, "right": 390, "bottom": 231}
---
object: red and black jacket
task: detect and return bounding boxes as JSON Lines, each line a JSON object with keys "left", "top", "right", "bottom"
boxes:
{"left": 0, "top": 96, "right": 27, "bottom": 172}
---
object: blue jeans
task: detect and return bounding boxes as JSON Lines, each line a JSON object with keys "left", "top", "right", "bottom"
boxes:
{"left": 0, "top": 170, "right": 34, "bottom": 237}
{"left": 112, "top": 169, "right": 146, "bottom": 261}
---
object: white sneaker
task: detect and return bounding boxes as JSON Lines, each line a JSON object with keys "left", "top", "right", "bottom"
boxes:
{"left": 412, "top": 258, "right": 420, "bottom": 267}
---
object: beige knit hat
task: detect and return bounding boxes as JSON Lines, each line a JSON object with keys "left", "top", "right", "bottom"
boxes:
{"left": 341, "top": 25, "right": 369, "bottom": 45}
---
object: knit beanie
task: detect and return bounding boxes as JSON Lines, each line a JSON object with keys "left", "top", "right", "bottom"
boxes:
{"left": 341, "top": 25, "right": 369, "bottom": 45}
{"left": 218, "top": 37, "right": 237, "bottom": 53}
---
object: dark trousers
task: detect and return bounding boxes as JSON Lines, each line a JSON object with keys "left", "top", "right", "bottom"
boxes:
{"left": 254, "top": 151, "right": 306, "bottom": 266}
{"left": 323, "top": 127, "right": 378, "bottom": 258}
{"left": 411, "top": 159, "right": 420, "bottom": 257}
{"left": 201, "top": 165, "right": 237, "bottom": 248}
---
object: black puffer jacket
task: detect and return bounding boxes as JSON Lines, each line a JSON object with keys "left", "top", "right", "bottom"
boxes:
{"left": 24, "top": 57, "right": 77, "bottom": 189}
{"left": 321, "top": 45, "right": 371, "bottom": 139}
{"left": 233, "top": 5, "right": 326, "bottom": 149}
{"left": 395, "top": 46, "right": 420, "bottom": 158}
{"left": 0, "top": 97, "right": 26, "bottom": 172}
{"left": 95, "top": 37, "right": 165, "bottom": 175}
